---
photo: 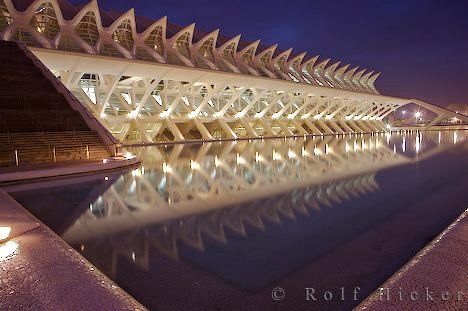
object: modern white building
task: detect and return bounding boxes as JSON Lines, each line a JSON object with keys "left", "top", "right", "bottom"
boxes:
{"left": 1, "top": 0, "right": 465, "bottom": 143}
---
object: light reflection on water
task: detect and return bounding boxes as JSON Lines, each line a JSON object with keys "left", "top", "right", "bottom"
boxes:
{"left": 79, "top": 130, "right": 462, "bottom": 227}
{"left": 67, "top": 133, "right": 409, "bottom": 242}
{"left": 6, "top": 130, "right": 468, "bottom": 310}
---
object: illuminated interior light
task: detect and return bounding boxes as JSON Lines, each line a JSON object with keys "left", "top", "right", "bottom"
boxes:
{"left": 0, "top": 241, "right": 18, "bottom": 261}
{"left": 127, "top": 110, "right": 138, "bottom": 119}
{"left": 181, "top": 96, "right": 190, "bottom": 106}
{"left": 124, "top": 152, "right": 135, "bottom": 160}
{"left": 162, "top": 162, "right": 172, "bottom": 173}
{"left": 0, "top": 227, "right": 11, "bottom": 241}
{"left": 160, "top": 110, "right": 170, "bottom": 118}
{"left": 153, "top": 94, "right": 163, "bottom": 105}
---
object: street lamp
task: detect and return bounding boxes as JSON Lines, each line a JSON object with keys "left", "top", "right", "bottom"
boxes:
{"left": 414, "top": 111, "right": 421, "bottom": 124}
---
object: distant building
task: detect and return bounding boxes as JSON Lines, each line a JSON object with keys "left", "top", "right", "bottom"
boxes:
{"left": 447, "top": 103, "right": 468, "bottom": 116}
{"left": 0, "top": 0, "right": 465, "bottom": 142}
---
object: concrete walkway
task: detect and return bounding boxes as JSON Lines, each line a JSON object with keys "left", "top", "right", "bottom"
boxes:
{"left": 0, "top": 189, "right": 147, "bottom": 310}
{"left": 357, "top": 209, "right": 467, "bottom": 310}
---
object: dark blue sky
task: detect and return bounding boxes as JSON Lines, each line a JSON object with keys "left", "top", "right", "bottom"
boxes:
{"left": 72, "top": 0, "right": 468, "bottom": 106}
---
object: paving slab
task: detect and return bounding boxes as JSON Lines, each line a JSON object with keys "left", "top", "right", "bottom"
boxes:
{"left": 356, "top": 209, "right": 468, "bottom": 310}
{"left": 0, "top": 189, "right": 147, "bottom": 310}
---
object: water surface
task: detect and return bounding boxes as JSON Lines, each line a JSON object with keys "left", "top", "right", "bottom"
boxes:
{"left": 6, "top": 130, "right": 468, "bottom": 311}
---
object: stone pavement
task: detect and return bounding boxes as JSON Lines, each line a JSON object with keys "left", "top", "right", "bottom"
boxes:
{"left": 356, "top": 209, "right": 468, "bottom": 310}
{"left": 0, "top": 189, "right": 147, "bottom": 310}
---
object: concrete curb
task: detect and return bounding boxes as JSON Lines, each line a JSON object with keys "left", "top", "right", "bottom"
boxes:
{"left": 0, "top": 157, "right": 139, "bottom": 184}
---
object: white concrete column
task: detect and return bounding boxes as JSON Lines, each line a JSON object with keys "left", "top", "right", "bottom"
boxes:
{"left": 193, "top": 119, "right": 213, "bottom": 140}
{"left": 218, "top": 119, "right": 237, "bottom": 139}
{"left": 316, "top": 120, "right": 334, "bottom": 134}
{"left": 276, "top": 120, "right": 294, "bottom": 136}
{"left": 338, "top": 120, "right": 354, "bottom": 133}
{"left": 290, "top": 119, "right": 309, "bottom": 135}
{"left": 239, "top": 119, "right": 259, "bottom": 137}
{"left": 347, "top": 121, "right": 364, "bottom": 133}
{"left": 303, "top": 119, "right": 323, "bottom": 135}
{"left": 259, "top": 119, "right": 276, "bottom": 136}
{"left": 165, "top": 119, "right": 185, "bottom": 141}
{"left": 327, "top": 120, "right": 345, "bottom": 134}
{"left": 356, "top": 121, "right": 372, "bottom": 133}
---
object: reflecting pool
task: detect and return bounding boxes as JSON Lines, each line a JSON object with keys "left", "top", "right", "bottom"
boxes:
{"left": 5, "top": 130, "right": 468, "bottom": 311}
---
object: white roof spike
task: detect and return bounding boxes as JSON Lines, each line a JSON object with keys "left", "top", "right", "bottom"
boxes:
{"left": 237, "top": 39, "right": 261, "bottom": 54}
{"left": 272, "top": 47, "right": 293, "bottom": 63}
{"left": 313, "top": 58, "right": 331, "bottom": 72}
{"left": 140, "top": 16, "right": 167, "bottom": 38}
{"left": 169, "top": 23, "right": 195, "bottom": 41}
{"left": 334, "top": 64, "right": 350, "bottom": 78}
{"left": 286, "top": 51, "right": 307, "bottom": 69}
{"left": 216, "top": 34, "right": 241, "bottom": 52}
{"left": 193, "top": 28, "right": 220, "bottom": 48}
{"left": 69, "top": 0, "right": 100, "bottom": 24}
{"left": 368, "top": 72, "right": 381, "bottom": 84}
{"left": 24, "top": 0, "right": 65, "bottom": 23}
{"left": 300, "top": 55, "right": 320, "bottom": 71}
{"left": 106, "top": 8, "right": 136, "bottom": 33}
{"left": 360, "top": 70, "right": 374, "bottom": 85}
{"left": 255, "top": 44, "right": 278, "bottom": 58}
{"left": 352, "top": 68, "right": 367, "bottom": 84}
{"left": 324, "top": 61, "right": 341, "bottom": 76}
{"left": 343, "top": 66, "right": 359, "bottom": 82}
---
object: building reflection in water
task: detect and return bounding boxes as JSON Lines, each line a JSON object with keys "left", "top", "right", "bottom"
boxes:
{"left": 60, "top": 131, "right": 466, "bottom": 283}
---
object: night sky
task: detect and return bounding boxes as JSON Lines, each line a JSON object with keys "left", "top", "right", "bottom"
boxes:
{"left": 71, "top": 0, "right": 468, "bottom": 106}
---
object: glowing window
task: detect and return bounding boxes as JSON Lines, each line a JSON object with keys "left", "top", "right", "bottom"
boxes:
{"left": 112, "top": 19, "right": 133, "bottom": 52}
{"left": 75, "top": 12, "right": 99, "bottom": 47}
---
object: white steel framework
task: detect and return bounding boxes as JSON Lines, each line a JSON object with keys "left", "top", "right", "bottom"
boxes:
{"left": 1, "top": 0, "right": 466, "bottom": 143}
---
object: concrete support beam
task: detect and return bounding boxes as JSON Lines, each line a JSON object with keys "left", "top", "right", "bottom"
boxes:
{"left": 218, "top": 119, "right": 237, "bottom": 139}
{"left": 347, "top": 121, "right": 364, "bottom": 133}
{"left": 327, "top": 120, "right": 345, "bottom": 134}
{"left": 364, "top": 121, "right": 380, "bottom": 132}
{"left": 304, "top": 119, "right": 323, "bottom": 135}
{"left": 259, "top": 119, "right": 276, "bottom": 136}
{"left": 276, "top": 120, "right": 294, "bottom": 136}
{"left": 165, "top": 119, "right": 185, "bottom": 141}
{"left": 239, "top": 119, "right": 259, "bottom": 138}
{"left": 339, "top": 120, "right": 354, "bottom": 133}
{"left": 357, "top": 121, "right": 372, "bottom": 133}
{"left": 317, "top": 119, "right": 334, "bottom": 134}
{"left": 291, "top": 120, "right": 309, "bottom": 135}
{"left": 193, "top": 119, "right": 214, "bottom": 140}
{"left": 374, "top": 120, "right": 387, "bottom": 131}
